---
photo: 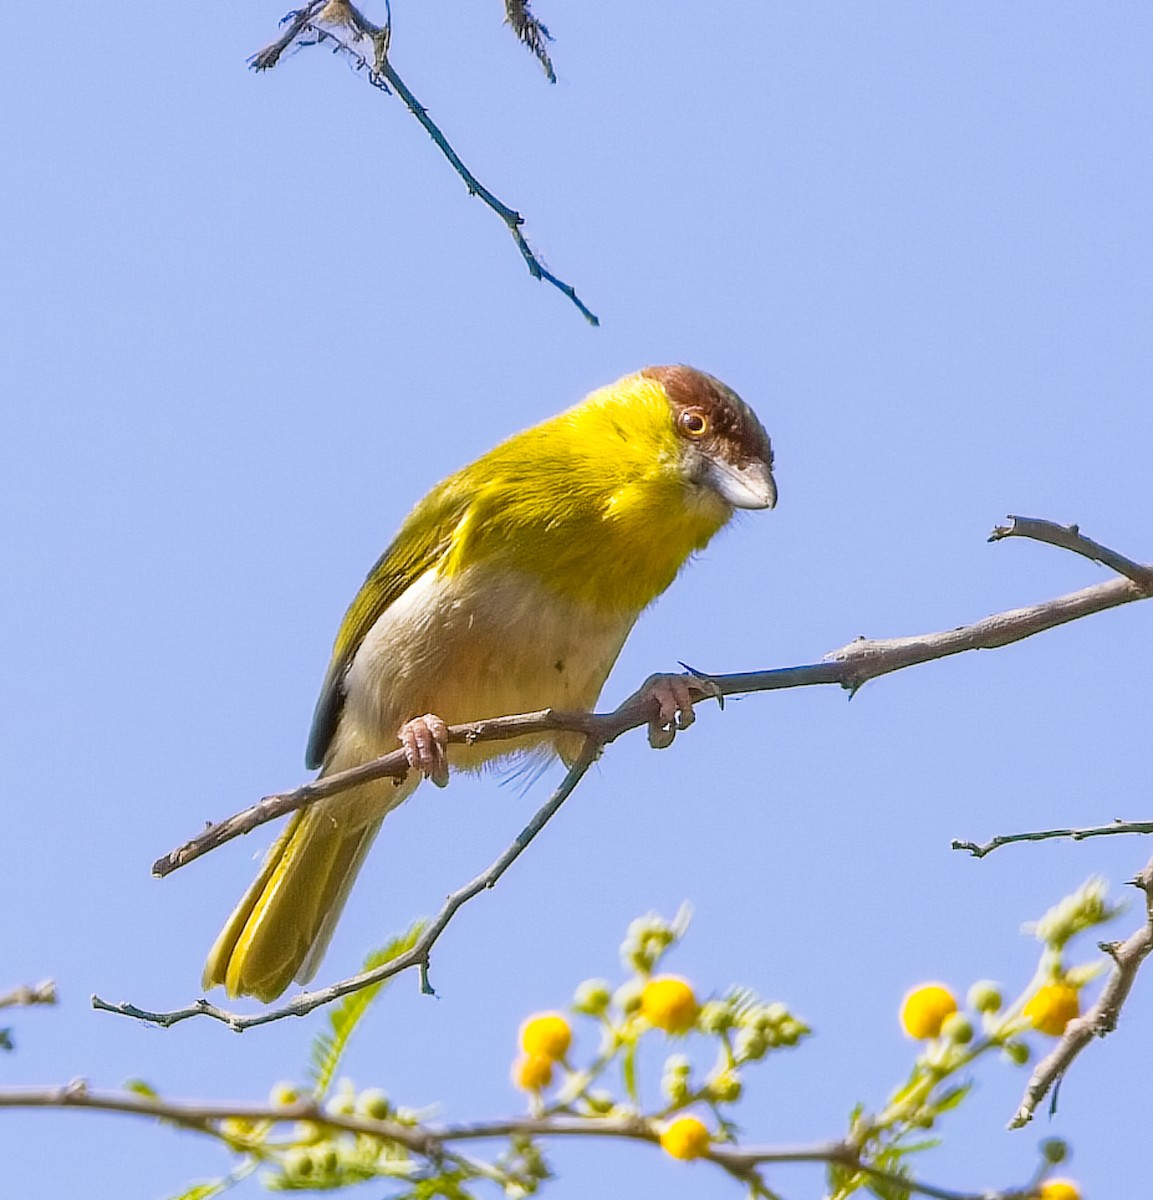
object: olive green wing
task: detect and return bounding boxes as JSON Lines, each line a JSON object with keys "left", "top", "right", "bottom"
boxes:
{"left": 305, "top": 483, "right": 469, "bottom": 770}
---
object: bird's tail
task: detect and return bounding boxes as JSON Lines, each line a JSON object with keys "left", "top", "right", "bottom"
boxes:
{"left": 203, "top": 775, "right": 415, "bottom": 1003}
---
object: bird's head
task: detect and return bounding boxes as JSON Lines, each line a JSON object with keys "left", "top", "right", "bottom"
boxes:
{"left": 641, "top": 364, "right": 777, "bottom": 512}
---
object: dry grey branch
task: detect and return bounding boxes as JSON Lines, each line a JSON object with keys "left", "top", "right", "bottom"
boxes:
{"left": 250, "top": 3, "right": 596, "bottom": 323}
{"left": 250, "top": 1, "right": 327, "bottom": 70}
{"left": 100, "top": 740, "right": 600, "bottom": 1030}
{"left": 991, "top": 515, "right": 1153, "bottom": 591}
{"left": 1008, "top": 853, "right": 1153, "bottom": 1129}
{"left": 953, "top": 820, "right": 1153, "bottom": 859}
{"left": 153, "top": 517, "right": 1152, "bottom": 880}
{"left": 0, "top": 1083, "right": 1036, "bottom": 1200}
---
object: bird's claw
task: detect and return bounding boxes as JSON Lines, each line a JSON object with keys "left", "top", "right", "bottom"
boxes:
{"left": 629, "top": 672, "right": 711, "bottom": 750}
{"left": 399, "top": 713, "right": 450, "bottom": 787}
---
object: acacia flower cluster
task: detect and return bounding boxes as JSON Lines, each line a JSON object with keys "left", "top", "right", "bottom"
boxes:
{"left": 830, "top": 880, "right": 1118, "bottom": 1199}
{"left": 510, "top": 908, "right": 810, "bottom": 1160}
{"left": 150, "top": 884, "right": 1117, "bottom": 1199}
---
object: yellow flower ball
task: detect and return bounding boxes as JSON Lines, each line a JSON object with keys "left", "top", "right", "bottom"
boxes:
{"left": 1024, "top": 983, "right": 1080, "bottom": 1037}
{"left": 511, "top": 1053, "right": 554, "bottom": 1092}
{"left": 659, "top": 1115, "right": 711, "bottom": 1160}
{"left": 1039, "top": 1178, "right": 1081, "bottom": 1200}
{"left": 900, "top": 984, "right": 958, "bottom": 1040}
{"left": 519, "top": 1012, "right": 572, "bottom": 1061}
{"left": 641, "top": 976, "right": 699, "bottom": 1034}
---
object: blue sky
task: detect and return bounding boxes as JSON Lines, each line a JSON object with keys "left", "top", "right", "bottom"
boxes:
{"left": 3, "top": 2, "right": 1152, "bottom": 1197}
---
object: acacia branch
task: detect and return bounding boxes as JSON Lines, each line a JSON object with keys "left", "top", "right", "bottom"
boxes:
{"left": 250, "top": 3, "right": 598, "bottom": 324}
{"left": 98, "top": 740, "right": 600, "bottom": 1030}
{"left": 991, "top": 514, "right": 1153, "bottom": 591}
{"left": 953, "top": 820, "right": 1153, "bottom": 859}
{"left": 153, "top": 516, "right": 1151, "bottom": 879}
{"left": 0, "top": 1083, "right": 1035, "bottom": 1200}
{"left": 1008, "top": 853, "right": 1153, "bottom": 1129}
{"left": 92, "top": 516, "right": 1151, "bottom": 1030}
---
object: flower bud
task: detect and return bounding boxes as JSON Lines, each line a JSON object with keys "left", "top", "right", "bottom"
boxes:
{"left": 940, "top": 1012, "right": 973, "bottom": 1045}
{"left": 966, "top": 981, "right": 1003, "bottom": 1014}
{"left": 356, "top": 1088, "right": 390, "bottom": 1120}
{"left": 734, "top": 1027, "right": 768, "bottom": 1061}
{"left": 572, "top": 979, "right": 612, "bottom": 1017}
{"left": 697, "top": 1000, "right": 733, "bottom": 1035}
{"left": 708, "top": 1069, "right": 742, "bottom": 1103}
{"left": 284, "top": 1147, "right": 314, "bottom": 1179}
{"left": 1002, "top": 1039, "right": 1031, "bottom": 1066}
{"left": 614, "top": 980, "right": 644, "bottom": 1016}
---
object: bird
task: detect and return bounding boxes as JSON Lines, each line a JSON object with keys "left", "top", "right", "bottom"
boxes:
{"left": 203, "top": 365, "right": 777, "bottom": 1001}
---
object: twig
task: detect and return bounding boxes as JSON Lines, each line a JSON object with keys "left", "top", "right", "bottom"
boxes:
{"left": 0, "top": 981, "right": 57, "bottom": 1011}
{"left": 991, "top": 515, "right": 1153, "bottom": 591}
{"left": 250, "top": 1, "right": 327, "bottom": 70}
{"left": 249, "top": 3, "right": 597, "bottom": 324}
{"left": 1008, "top": 853, "right": 1153, "bottom": 1129}
{"left": 154, "top": 519, "right": 1152, "bottom": 878}
{"left": 0, "top": 1084, "right": 1033, "bottom": 1200}
{"left": 99, "top": 742, "right": 600, "bottom": 1030}
{"left": 952, "top": 820, "right": 1153, "bottom": 859}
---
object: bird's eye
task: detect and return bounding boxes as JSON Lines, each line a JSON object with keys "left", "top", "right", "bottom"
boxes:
{"left": 679, "top": 408, "right": 709, "bottom": 437}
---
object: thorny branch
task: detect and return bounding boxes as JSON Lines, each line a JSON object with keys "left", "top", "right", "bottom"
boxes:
{"left": 97, "top": 740, "right": 600, "bottom": 1030}
{"left": 152, "top": 516, "right": 1151, "bottom": 880}
{"left": 0, "top": 1083, "right": 1038, "bottom": 1200}
{"left": 1008, "top": 852, "right": 1153, "bottom": 1129}
{"left": 250, "top": 3, "right": 597, "bottom": 324}
{"left": 90, "top": 517, "right": 1153, "bottom": 1034}
{"left": 953, "top": 821, "right": 1153, "bottom": 859}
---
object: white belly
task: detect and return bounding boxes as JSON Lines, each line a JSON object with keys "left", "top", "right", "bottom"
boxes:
{"left": 340, "top": 563, "right": 637, "bottom": 769}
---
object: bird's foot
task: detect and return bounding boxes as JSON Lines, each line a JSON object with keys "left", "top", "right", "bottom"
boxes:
{"left": 627, "top": 672, "right": 720, "bottom": 749}
{"left": 399, "top": 713, "right": 450, "bottom": 788}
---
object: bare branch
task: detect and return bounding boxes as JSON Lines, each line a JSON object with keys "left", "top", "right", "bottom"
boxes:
{"left": 99, "top": 741, "right": 600, "bottom": 1029}
{"left": 153, "top": 518, "right": 1152, "bottom": 879}
{"left": 990, "top": 515, "right": 1153, "bottom": 591}
{"left": 1008, "top": 853, "right": 1153, "bottom": 1129}
{"left": 113, "top": 516, "right": 1149, "bottom": 1029}
{"left": 0, "top": 1084, "right": 1034, "bottom": 1200}
{"left": 953, "top": 820, "right": 1153, "bottom": 858}
{"left": 250, "top": 2, "right": 328, "bottom": 70}
{"left": 249, "top": 4, "right": 597, "bottom": 324}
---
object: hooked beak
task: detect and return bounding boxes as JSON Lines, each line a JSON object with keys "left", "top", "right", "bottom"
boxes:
{"left": 702, "top": 456, "right": 777, "bottom": 510}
